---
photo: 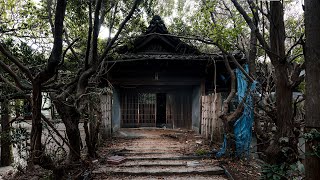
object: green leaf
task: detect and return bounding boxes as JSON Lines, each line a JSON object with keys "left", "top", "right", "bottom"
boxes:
{"left": 297, "top": 161, "right": 304, "bottom": 173}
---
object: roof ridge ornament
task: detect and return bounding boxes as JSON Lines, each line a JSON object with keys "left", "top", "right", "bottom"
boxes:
{"left": 145, "top": 15, "right": 168, "bottom": 34}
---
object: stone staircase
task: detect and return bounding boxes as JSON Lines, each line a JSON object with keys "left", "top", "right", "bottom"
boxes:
{"left": 93, "top": 128, "right": 227, "bottom": 179}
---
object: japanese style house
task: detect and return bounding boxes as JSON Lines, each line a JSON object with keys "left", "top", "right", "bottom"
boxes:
{"left": 108, "top": 15, "right": 245, "bottom": 132}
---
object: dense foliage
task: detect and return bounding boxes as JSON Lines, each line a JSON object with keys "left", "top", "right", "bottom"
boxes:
{"left": 1, "top": 0, "right": 319, "bottom": 179}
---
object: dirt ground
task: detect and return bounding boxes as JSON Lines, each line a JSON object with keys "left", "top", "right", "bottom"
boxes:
{"left": 3, "top": 128, "right": 262, "bottom": 180}
{"left": 95, "top": 128, "right": 262, "bottom": 180}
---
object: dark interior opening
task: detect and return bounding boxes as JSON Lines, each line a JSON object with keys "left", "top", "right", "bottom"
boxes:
{"left": 156, "top": 93, "right": 166, "bottom": 127}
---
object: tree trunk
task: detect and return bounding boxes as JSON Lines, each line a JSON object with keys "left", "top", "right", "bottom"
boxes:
{"left": 84, "top": 121, "right": 97, "bottom": 158}
{"left": 83, "top": 99, "right": 102, "bottom": 158}
{"left": 305, "top": 0, "right": 320, "bottom": 178}
{"left": 53, "top": 99, "right": 81, "bottom": 162}
{"left": 248, "top": 15, "right": 265, "bottom": 158}
{"left": 269, "top": 2, "right": 293, "bottom": 137}
{"left": 29, "top": 0, "right": 67, "bottom": 166}
{"left": 221, "top": 117, "right": 237, "bottom": 156}
{"left": 263, "top": 2, "right": 296, "bottom": 163}
{"left": 273, "top": 67, "right": 293, "bottom": 137}
{"left": 248, "top": 20, "right": 257, "bottom": 77}
{"left": 30, "top": 81, "right": 43, "bottom": 165}
{"left": 1, "top": 100, "right": 12, "bottom": 166}
{"left": 232, "top": 0, "right": 298, "bottom": 164}
{"left": 64, "top": 120, "right": 81, "bottom": 162}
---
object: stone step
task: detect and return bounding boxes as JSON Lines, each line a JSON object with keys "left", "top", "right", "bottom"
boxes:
{"left": 117, "top": 151, "right": 173, "bottom": 154}
{"left": 106, "top": 159, "right": 218, "bottom": 167}
{"left": 116, "top": 153, "right": 186, "bottom": 159}
{"left": 0, "top": 166, "right": 14, "bottom": 178}
{"left": 93, "top": 165, "right": 225, "bottom": 176}
{"left": 109, "top": 147, "right": 181, "bottom": 151}
{"left": 93, "top": 174, "right": 228, "bottom": 180}
{"left": 114, "top": 151, "right": 182, "bottom": 157}
{"left": 117, "top": 146, "right": 182, "bottom": 149}
{"left": 118, "top": 144, "right": 183, "bottom": 147}
{"left": 126, "top": 155, "right": 209, "bottom": 161}
{"left": 111, "top": 147, "right": 183, "bottom": 153}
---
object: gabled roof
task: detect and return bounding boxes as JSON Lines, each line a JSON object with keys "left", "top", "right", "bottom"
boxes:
{"left": 118, "top": 15, "right": 200, "bottom": 55}
{"left": 113, "top": 15, "right": 246, "bottom": 68}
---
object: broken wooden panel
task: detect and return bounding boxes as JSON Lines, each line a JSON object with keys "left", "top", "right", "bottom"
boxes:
{"left": 201, "top": 93, "right": 223, "bottom": 142}
{"left": 100, "top": 91, "right": 113, "bottom": 138}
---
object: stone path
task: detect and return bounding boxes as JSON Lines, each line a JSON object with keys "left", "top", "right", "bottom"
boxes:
{"left": 0, "top": 166, "right": 14, "bottom": 179}
{"left": 93, "top": 128, "right": 228, "bottom": 179}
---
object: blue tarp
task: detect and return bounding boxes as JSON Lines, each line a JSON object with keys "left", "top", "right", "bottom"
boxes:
{"left": 234, "top": 65, "right": 256, "bottom": 157}
{"left": 216, "top": 64, "right": 257, "bottom": 158}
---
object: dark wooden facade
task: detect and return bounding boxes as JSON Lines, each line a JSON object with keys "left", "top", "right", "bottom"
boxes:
{"left": 108, "top": 15, "right": 244, "bottom": 130}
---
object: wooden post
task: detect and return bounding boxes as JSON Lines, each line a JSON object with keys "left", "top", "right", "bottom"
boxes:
{"left": 201, "top": 96, "right": 204, "bottom": 135}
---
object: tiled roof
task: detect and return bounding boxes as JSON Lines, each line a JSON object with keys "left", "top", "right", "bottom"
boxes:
{"left": 107, "top": 53, "right": 245, "bottom": 63}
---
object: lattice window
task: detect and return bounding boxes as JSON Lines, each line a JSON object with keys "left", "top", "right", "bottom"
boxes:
{"left": 121, "top": 92, "right": 156, "bottom": 127}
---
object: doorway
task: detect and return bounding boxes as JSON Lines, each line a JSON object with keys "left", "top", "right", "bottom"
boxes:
{"left": 156, "top": 93, "right": 166, "bottom": 127}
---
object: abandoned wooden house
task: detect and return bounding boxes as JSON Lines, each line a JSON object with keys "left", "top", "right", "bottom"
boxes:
{"left": 106, "top": 15, "right": 245, "bottom": 138}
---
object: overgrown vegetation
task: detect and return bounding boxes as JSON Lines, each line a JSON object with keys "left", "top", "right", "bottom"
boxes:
{"left": 304, "top": 129, "right": 320, "bottom": 158}
{"left": 0, "top": 0, "right": 319, "bottom": 179}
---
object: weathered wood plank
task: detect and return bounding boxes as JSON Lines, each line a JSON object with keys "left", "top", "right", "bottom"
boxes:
{"left": 200, "top": 93, "right": 223, "bottom": 142}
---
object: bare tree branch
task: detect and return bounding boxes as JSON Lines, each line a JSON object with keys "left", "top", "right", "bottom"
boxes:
{"left": 60, "top": 37, "right": 80, "bottom": 67}
{"left": 0, "top": 44, "right": 34, "bottom": 82}
{"left": 290, "top": 62, "right": 305, "bottom": 88}
{"left": 84, "top": 0, "right": 93, "bottom": 70}
{"left": 100, "top": 0, "right": 142, "bottom": 61}
{"left": 0, "top": 60, "right": 32, "bottom": 90}
{"left": 0, "top": 27, "right": 29, "bottom": 33}
{"left": 63, "top": 30, "right": 80, "bottom": 62}
{"left": 231, "top": 0, "right": 274, "bottom": 60}
{"left": 38, "top": 0, "right": 67, "bottom": 83}
{"left": 215, "top": 43, "right": 256, "bottom": 83}
{"left": 76, "top": 0, "right": 104, "bottom": 96}
{"left": 77, "top": 0, "right": 141, "bottom": 97}
{"left": 225, "top": 85, "right": 251, "bottom": 122}
{"left": 107, "top": 1, "right": 119, "bottom": 43}
{"left": 221, "top": 54, "right": 237, "bottom": 115}
{"left": 0, "top": 75, "right": 23, "bottom": 92}
{"left": 47, "top": 0, "right": 55, "bottom": 34}
{"left": 99, "top": 0, "right": 114, "bottom": 30}
{"left": 289, "top": 54, "right": 304, "bottom": 63}
{"left": 285, "top": 34, "right": 304, "bottom": 58}
{"left": 41, "top": 114, "right": 81, "bottom": 159}
{"left": 248, "top": 0, "right": 270, "bottom": 21}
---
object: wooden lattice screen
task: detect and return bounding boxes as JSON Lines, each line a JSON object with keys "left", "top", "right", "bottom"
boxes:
{"left": 138, "top": 93, "right": 156, "bottom": 127}
{"left": 121, "top": 90, "right": 192, "bottom": 129}
{"left": 121, "top": 92, "right": 156, "bottom": 127}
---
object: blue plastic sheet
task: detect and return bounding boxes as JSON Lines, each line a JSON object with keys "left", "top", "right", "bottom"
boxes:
{"left": 216, "top": 64, "right": 257, "bottom": 158}
{"left": 215, "top": 134, "right": 227, "bottom": 158}
{"left": 234, "top": 65, "right": 257, "bottom": 157}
